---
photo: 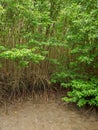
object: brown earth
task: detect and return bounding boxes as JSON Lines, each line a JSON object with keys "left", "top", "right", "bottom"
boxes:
{"left": 0, "top": 97, "right": 98, "bottom": 130}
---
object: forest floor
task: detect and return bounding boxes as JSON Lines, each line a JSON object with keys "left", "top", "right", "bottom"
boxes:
{"left": 0, "top": 94, "right": 98, "bottom": 130}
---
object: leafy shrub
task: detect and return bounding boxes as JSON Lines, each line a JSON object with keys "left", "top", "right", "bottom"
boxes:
{"left": 62, "top": 78, "right": 98, "bottom": 107}
{"left": 0, "top": 45, "right": 45, "bottom": 67}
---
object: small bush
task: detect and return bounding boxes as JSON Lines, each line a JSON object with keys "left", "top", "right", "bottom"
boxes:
{"left": 62, "top": 78, "right": 98, "bottom": 107}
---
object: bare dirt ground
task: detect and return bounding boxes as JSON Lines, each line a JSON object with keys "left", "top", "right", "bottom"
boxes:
{"left": 0, "top": 97, "right": 98, "bottom": 130}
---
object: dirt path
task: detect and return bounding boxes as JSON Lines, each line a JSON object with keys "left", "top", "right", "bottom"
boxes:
{"left": 0, "top": 99, "right": 98, "bottom": 130}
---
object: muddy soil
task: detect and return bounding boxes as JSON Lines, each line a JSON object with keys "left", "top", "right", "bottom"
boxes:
{"left": 0, "top": 97, "right": 98, "bottom": 130}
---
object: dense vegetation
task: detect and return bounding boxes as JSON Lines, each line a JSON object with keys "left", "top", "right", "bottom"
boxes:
{"left": 0, "top": 0, "right": 98, "bottom": 107}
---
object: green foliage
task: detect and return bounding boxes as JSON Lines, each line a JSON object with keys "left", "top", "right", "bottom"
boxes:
{"left": 62, "top": 78, "right": 98, "bottom": 107}
{"left": 0, "top": 46, "right": 7, "bottom": 51}
{"left": 51, "top": 71, "right": 71, "bottom": 83}
{"left": 65, "top": 0, "right": 98, "bottom": 66}
{"left": 0, "top": 46, "right": 45, "bottom": 67}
